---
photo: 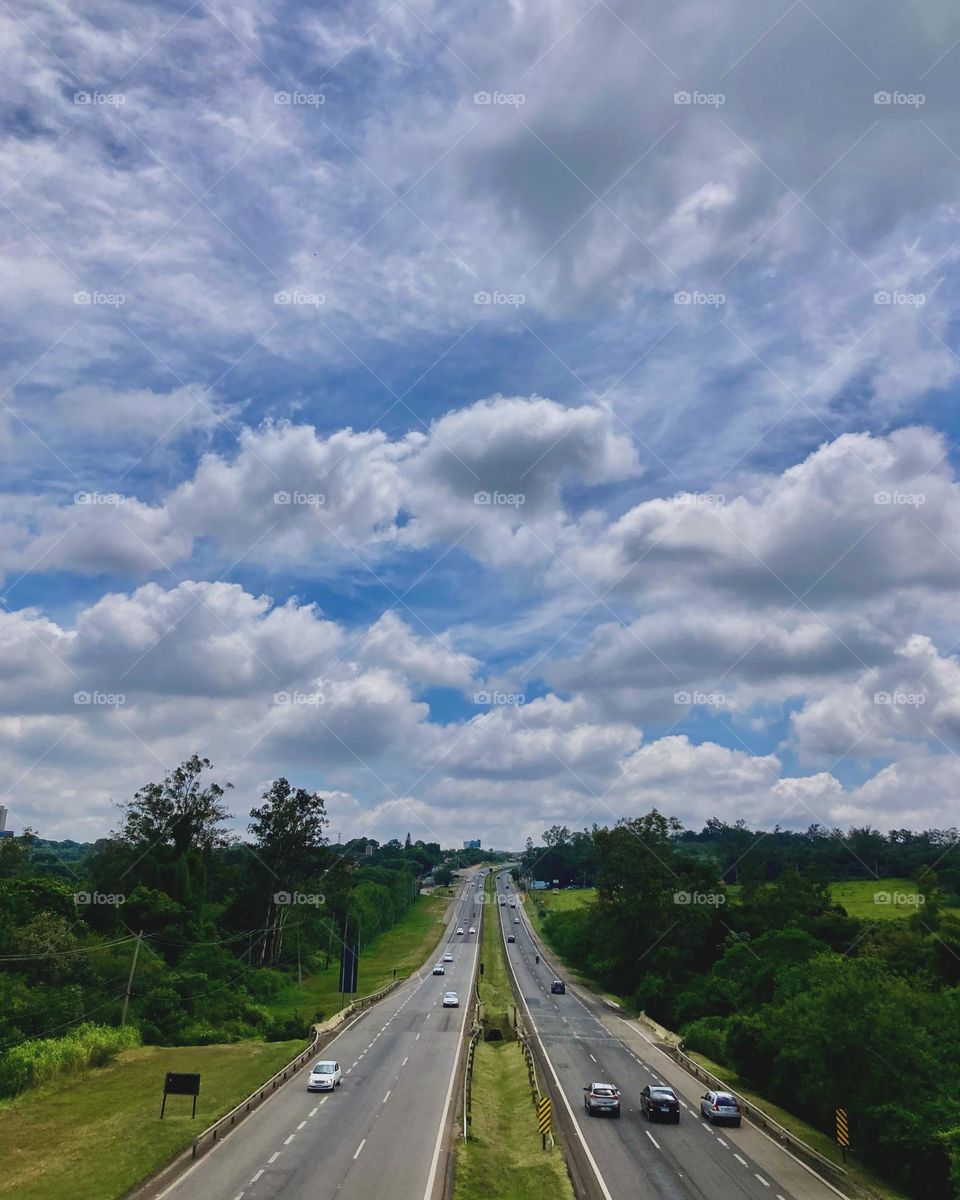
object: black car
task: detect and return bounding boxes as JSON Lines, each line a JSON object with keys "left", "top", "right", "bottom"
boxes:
{"left": 507, "top": 934, "right": 516, "bottom": 942}
{"left": 550, "top": 979, "right": 565, "bottom": 994}
{"left": 641, "top": 1085, "right": 680, "bottom": 1123}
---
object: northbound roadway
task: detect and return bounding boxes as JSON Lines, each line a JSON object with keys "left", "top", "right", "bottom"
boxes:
{"left": 496, "top": 869, "right": 846, "bottom": 1200}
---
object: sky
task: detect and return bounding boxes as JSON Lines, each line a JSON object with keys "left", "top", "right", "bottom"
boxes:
{"left": 4, "top": 0, "right": 960, "bottom": 850}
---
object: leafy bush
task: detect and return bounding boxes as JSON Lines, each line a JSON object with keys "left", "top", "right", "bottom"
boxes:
{"left": 264, "top": 1012, "right": 312, "bottom": 1042}
{"left": 680, "top": 1015, "right": 727, "bottom": 1063}
{"left": 0, "top": 1022, "right": 140, "bottom": 1097}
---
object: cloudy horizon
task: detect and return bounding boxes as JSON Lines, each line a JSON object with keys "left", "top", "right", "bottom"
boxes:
{"left": 4, "top": 0, "right": 960, "bottom": 848}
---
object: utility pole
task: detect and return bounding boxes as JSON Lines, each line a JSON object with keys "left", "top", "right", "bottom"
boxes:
{"left": 121, "top": 931, "right": 143, "bottom": 1027}
{"left": 297, "top": 925, "right": 302, "bottom": 990}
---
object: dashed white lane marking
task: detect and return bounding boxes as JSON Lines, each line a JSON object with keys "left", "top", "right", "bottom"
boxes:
{"left": 346, "top": 1068, "right": 353, "bottom": 1074}
{"left": 283, "top": 1134, "right": 296, "bottom": 1145}
{"left": 733, "top": 1153, "right": 748, "bottom": 1166}
{"left": 754, "top": 1176, "right": 770, "bottom": 1188}
{"left": 268, "top": 1152, "right": 280, "bottom": 1164}
{"left": 319, "top": 1096, "right": 328, "bottom": 1104}
{"left": 383, "top": 1090, "right": 391, "bottom": 1103}
{"left": 250, "top": 1169, "right": 263, "bottom": 1183}
{"left": 232, "top": 1193, "right": 244, "bottom": 1200}
{"left": 416, "top": 1031, "right": 422, "bottom": 1038}
{"left": 716, "top": 1137, "right": 728, "bottom": 1147}
{"left": 777, "top": 1194, "right": 788, "bottom": 1199}
{"left": 309, "top": 1106, "right": 318, "bottom": 1116}
{"left": 402, "top": 1056, "right": 409, "bottom": 1066}
{"left": 297, "top": 1120, "right": 307, "bottom": 1130}
{"left": 354, "top": 1139, "right": 366, "bottom": 1160}
{"left": 645, "top": 1131, "right": 661, "bottom": 1150}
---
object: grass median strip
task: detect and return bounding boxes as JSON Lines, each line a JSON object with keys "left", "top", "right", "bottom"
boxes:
{"left": 453, "top": 874, "right": 574, "bottom": 1200}
{"left": 0, "top": 889, "right": 453, "bottom": 1200}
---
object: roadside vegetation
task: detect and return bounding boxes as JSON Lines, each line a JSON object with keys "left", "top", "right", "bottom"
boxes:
{"left": 453, "top": 873, "right": 574, "bottom": 1200}
{"left": 520, "top": 819, "right": 960, "bottom": 1199}
{"left": 0, "top": 754, "right": 496, "bottom": 1100}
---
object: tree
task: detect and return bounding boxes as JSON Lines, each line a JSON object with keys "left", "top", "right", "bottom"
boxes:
{"left": 249, "top": 779, "right": 329, "bottom": 966}
{"left": 404, "top": 832, "right": 412, "bottom": 850}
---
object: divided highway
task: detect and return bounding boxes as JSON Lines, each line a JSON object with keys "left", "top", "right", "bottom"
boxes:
{"left": 157, "top": 876, "right": 483, "bottom": 1200}
{"left": 496, "top": 870, "right": 845, "bottom": 1200}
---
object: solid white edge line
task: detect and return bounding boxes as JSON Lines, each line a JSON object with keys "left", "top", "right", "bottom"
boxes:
{"left": 498, "top": 872, "right": 615, "bottom": 1200}
{"left": 421, "top": 876, "right": 483, "bottom": 1200}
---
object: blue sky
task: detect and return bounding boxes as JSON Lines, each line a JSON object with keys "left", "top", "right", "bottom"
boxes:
{"left": 4, "top": 0, "right": 960, "bottom": 848}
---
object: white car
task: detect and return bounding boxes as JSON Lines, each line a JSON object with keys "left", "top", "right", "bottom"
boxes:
{"left": 514, "top": 917, "right": 520, "bottom": 924}
{"left": 307, "top": 1060, "right": 341, "bottom": 1091}
{"left": 442, "top": 991, "right": 460, "bottom": 1007}
{"left": 456, "top": 926, "right": 464, "bottom": 935}
{"left": 443, "top": 951, "right": 454, "bottom": 962}
{"left": 432, "top": 963, "right": 445, "bottom": 975}
{"left": 468, "top": 926, "right": 476, "bottom": 934}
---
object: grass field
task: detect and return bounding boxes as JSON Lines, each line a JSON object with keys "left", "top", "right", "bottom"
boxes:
{"left": 453, "top": 873, "right": 574, "bottom": 1200}
{"left": 0, "top": 1039, "right": 304, "bottom": 1200}
{"left": 0, "top": 888, "right": 454, "bottom": 1200}
{"left": 270, "top": 889, "right": 451, "bottom": 1022}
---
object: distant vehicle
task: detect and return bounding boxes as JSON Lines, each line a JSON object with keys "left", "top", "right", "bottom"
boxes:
{"left": 507, "top": 934, "right": 516, "bottom": 942}
{"left": 510, "top": 901, "right": 516, "bottom": 908}
{"left": 307, "top": 1060, "right": 341, "bottom": 1092}
{"left": 468, "top": 926, "right": 476, "bottom": 934}
{"left": 700, "top": 1091, "right": 741, "bottom": 1126}
{"left": 443, "top": 951, "right": 454, "bottom": 962}
{"left": 551, "top": 980, "right": 565, "bottom": 994}
{"left": 584, "top": 1082, "right": 620, "bottom": 1117}
{"left": 456, "top": 927, "right": 464, "bottom": 935}
{"left": 442, "top": 991, "right": 460, "bottom": 1007}
{"left": 641, "top": 1085, "right": 680, "bottom": 1123}
{"left": 514, "top": 917, "right": 520, "bottom": 924}
{"left": 432, "top": 964, "right": 445, "bottom": 975}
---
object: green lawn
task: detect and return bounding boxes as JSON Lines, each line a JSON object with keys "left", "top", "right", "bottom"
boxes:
{"left": 270, "top": 890, "right": 451, "bottom": 1022}
{"left": 1, "top": 889, "right": 453, "bottom": 1200}
{"left": 454, "top": 874, "right": 574, "bottom": 1200}
{"left": 0, "top": 1039, "right": 304, "bottom": 1200}
{"left": 828, "top": 877, "right": 950, "bottom": 920}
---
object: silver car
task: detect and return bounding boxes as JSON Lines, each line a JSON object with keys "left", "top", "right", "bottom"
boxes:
{"left": 443, "top": 991, "right": 460, "bottom": 1007}
{"left": 700, "top": 1090, "right": 742, "bottom": 1126}
{"left": 584, "top": 1082, "right": 621, "bottom": 1117}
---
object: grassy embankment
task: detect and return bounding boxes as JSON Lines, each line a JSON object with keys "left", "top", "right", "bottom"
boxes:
{"left": 0, "top": 889, "right": 453, "bottom": 1200}
{"left": 453, "top": 873, "right": 575, "bottom": 1200}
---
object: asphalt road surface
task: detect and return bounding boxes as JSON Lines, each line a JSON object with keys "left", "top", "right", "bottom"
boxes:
{"left": 496, "top": 871, "right": 846, "bottom": 1200}
{"left": 158, "top": 875, "right": 483, "bottom": 1200}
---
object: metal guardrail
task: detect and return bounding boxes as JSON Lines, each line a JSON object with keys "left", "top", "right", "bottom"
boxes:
{"left": 189, "top": 979, "right": 402, "bottom": 1159}
{"left": 667, "top": 1044, "right": 847, "bottom": 1180}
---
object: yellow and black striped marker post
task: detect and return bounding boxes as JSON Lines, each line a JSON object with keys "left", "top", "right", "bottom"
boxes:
{"left": 537, "top": 1096, "right": 552, "bottom": 1148}
{"left": 835, "top": 1107, "right": 849, "bottom": 1161}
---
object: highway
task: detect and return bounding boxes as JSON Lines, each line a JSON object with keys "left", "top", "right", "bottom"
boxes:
{"left": 157, "top": 875, "right": 483, "bottom": 1200}
{"left": 495, "top": 870, "right": 845, "bottom": 1200}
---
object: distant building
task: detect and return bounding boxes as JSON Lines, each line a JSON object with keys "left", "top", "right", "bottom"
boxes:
{"left": 0, "top": 805, "right": 11, "bottom": 838}
{"left": 462, "top": 838, "right": 481, "bottom": 849}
